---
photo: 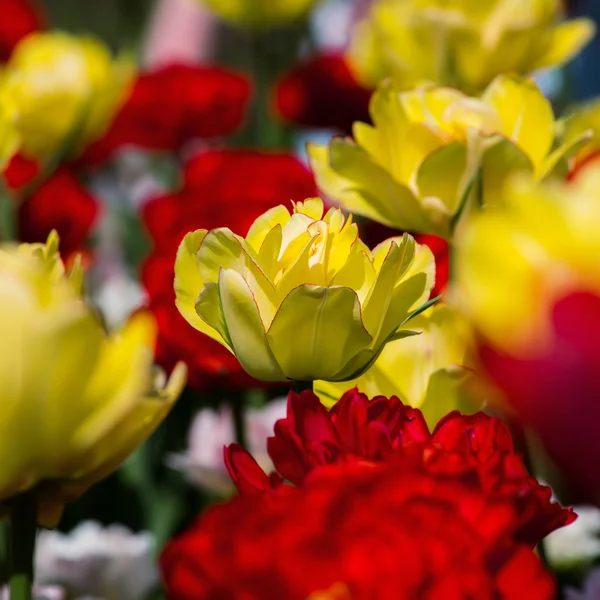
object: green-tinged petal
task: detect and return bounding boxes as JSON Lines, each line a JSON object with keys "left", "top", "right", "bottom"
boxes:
{"left": 308, "top": 142, "right": 398, "bottom": 228}
{"left": 246, "top": 205, "right": 290, "bottom": 252}
{"left": 197, "top": 228, "right": 279, "bottom": 327}
{"left": 541, "top": 130, "right": 593, "bottom": 180}
{"left": 482, "top": 76, "right": 554, "bottom": 175}
{"left": 174, "top": 230, "right": 215, "bottom": 334}
{"left": 218, "top": 268, "right": 285, "bottom": 382}
{"left": 362, "top": 240, "right": 405, "bottom": 340}
{"left": 416, "top": 141, "right": 469, "bottom": 232}
{"left": 401, "top": 243, "right": 436, "bottom": 307}
{"left": 481, "top": 138, "right": 533, "bottom": 207}
{"left": 531, "top": 19, "right": 596, "bottom": 71}
{"left": 375, "top": 273, "right": 430, "bottom": 349}
{"left": 371, "top": 234, "right": 414, "bottom": 275}
{"left": 195, "top": 281, "right": 233, "bottom": 348}
{"left": 266, "top": 285, "right": 372, "bottom": 381}
{"left": 419, "top": 367, "right": 479, "bottom": 429}
{"left": 329, "top": 138, "right": 437, "bottom": 233}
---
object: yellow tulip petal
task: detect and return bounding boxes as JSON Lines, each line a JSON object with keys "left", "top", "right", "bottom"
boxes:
{"left": 218, "top": 268, "right": 285, "bottom": 382}
{"left": 246, "top": 205, "right": 290, "bottom": 252}
{"left": 70, "top": 312, "right": 156, "bottom": 458}
{"left": 481, "top": 138, "right": 533, "bottom": 207}
{"left": 195, "top": 281, "right": 233, "bottom": 348}
{"left": 375, "top": 273, "right": 431, "bottom": 349}
{"left": 174, "top": 229, "right": 214, "bottom": 335}
{"left": 416, "top": 141, "right": 469, "bottom": 228}
{"left": 294, "top": 197, "right": 324, "bottom": 220}
{"left": 362, "top": 239, "right": 406, "bottom": 340}
{"left": 540, "top": 130, "right": 592, "bottom": 179}
{"left": 419, "top": 367, "right": 477, "bottom": 428}
{"left": 329, "top": 138, "right": 436, "bottom": 233}
{"left": 531, "top": 19, "right": 596, "bottom": 71}
{"left": 482, "top": 76, "right": 554, "bottom": 175}
{"left": 77, "top": 362, "right": 187, "bottom": 484}
{"left": 266, "top": 285, "right": 372, "bottom": 381}
{"left": 308, "top": 142, "right": 399, "bottom": 228}
{"left": 196, "top": 228, "right": 279, "bottom": 327}
{"left": 330, "top": 240, "right": 377, "bottom": 303}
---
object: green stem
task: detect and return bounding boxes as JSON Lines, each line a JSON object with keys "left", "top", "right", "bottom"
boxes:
{"left": 231, "top": 395, "right": 248, "bottom": 449}
{"left": 9, "top": 492, "right": 37, "bottom": 600}
{"left": 0, "top": 181, "right": 16, "bottom": 243}
{"left": 0, "top": 520, "right": 10, "bottom": 585}
{"left": 293, "top": 380, "right": 314, "bottom": 394}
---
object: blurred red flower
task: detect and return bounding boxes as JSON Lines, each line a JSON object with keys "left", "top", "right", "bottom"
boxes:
{"left": 81, "top": 63, "right": 252, "bottom": 166}
{"left": 4, "top": 154, "right": 99, "bottom": 256}
{"left": 225, "top": 389, "right": 574, "bottom": 545}
{"left": 141, "top": 149, "right": 317, "bottom": 390}
{"left": 161, "top": 458, "right": 556, "bottom": 600}
{"left": 0, "top": 0, "right": 45, "bottom": 62}
{"left": 481, "top": 291, "right": 600, "bottom": 504}
{"left": 274, "top": 53, "right": 372, "bottom": 135}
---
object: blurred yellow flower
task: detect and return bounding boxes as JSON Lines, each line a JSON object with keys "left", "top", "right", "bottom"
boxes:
{"left": 0, "top": 82, "right": 20, "bottom": 167}
{"left": 175, "top": 197, "right": 435, "bottom": 383}
{"left": 197, "top": 0, "right": 321, "bottom": 28}
{"left": 17, "top": 230, "right": 84, "bottom": 294}
{"left": 562, "top": 98, "right": 600, "bottom": 163}
{"left": 3, "top": 32, "right": 132, "bottom": 159}
{"left": 455, "top": 165, "right": 600, "bottom": 356}
{"left": 309, "top": 75, "right": 584, "bottom": 238}
{"left": 316, "top": 304, "right": 478, "bottom": 427}
{"left": 0, "top": 235, "right": 185, "bottom": 525}
{"left": 349, "top": 0, "right": 594, "bottom": 92}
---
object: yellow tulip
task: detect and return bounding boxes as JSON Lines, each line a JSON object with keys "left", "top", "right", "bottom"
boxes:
{"left": 455, "top": 165, "right": 600, "bottom": 357}
{"left": 197, "top": 0, "right": 321, "bottom": 28}
{"left": 309, "top": 75, "right": 585, "bottom": 239}
{"left": 175, "top": 197, "right": 436, "bottom": 383}
{"left": 316, "top": 304, "right": 478, "bottom": 427}
{"left": 348, "top": 0, "right": 594, "bottom": 93}
{"left": 0, "top": 236, "right": 185, "bottom": 524}
{"left": 3, "top": 32, "right": 132, "bottom": 159}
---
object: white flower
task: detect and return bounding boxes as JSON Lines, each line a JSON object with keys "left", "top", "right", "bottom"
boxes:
{"left": 35, "top": 521, "right": 157, "bottom": 600}
{"left": 546, "top": 505, "right": 600, "bottom": 568}
{"left": 169, "top": 398, "right": 287, "bottom": 494}
{"left": 566, "top": 568, "right": 600, "bottom": 600}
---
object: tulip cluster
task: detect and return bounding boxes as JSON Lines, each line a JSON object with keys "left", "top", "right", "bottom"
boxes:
{"left": 2, "top": 0, "right": 600, "bottom": 597}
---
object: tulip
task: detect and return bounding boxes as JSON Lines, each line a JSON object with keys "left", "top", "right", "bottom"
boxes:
{"left": 174, "top": 197, "right": 435, "bottom": 383}
{"left": 455, "top": 164, "right": 600, "bottom": 502}
{"left": 196, "top": 0, "right": 321, "bottom": 29}
{"left": 316, "top": 304, "right": 479, "bottom": 426}
{"left": 309, "top": 75, "right": 586, "bottom": 239}
{"left": 0, "top": 234, "right": 186, "bottom": 526}
{"left": 3, "top": 32, "right": 132, "bottom": 158}
{"left": 348, "top": 0, "right": 594, "bottom": 93}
